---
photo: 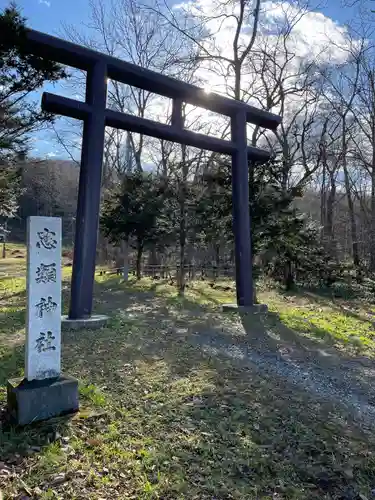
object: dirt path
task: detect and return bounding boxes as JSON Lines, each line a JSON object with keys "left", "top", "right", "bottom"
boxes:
{"left": 94, "top": 282, "right": 375, "bottom": 427}
{"left": 190, "top": 327, "right": 375, "bottom": 426}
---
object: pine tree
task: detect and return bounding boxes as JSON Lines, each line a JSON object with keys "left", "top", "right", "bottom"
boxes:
{"left": 194, "top": 157, "right": 333, "bottom": 288}
{"left": 0, "top": 4, "right": 67, "bottom": 219}
{"left": 100, "top": 172, "right": 171, "bottom": 279}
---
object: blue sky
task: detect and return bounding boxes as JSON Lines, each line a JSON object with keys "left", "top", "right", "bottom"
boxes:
{"left": 0, "top": 0, "right": 353, "bottom": 35}
{"left": 0, "top": 0, "right": 91, "bottom": 158}
{"left": 0, "top": 0, "right": 364, "bottom": 159}
{"left": 1, "top": 0, "right": 356, "bottom": 37}
{"left": 0, "top": 0, "right": 88, "bottom": 35}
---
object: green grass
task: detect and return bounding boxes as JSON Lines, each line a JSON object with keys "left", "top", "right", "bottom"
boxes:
{"left": 263, "top": 290, "right": 375, "bottom": 357}
{"left": 1, "top": 264, "right": 375, "bottom": 498}
{"left": 277, "top": 303, "right": 375, "bottom": 351}
{"left": 96, "top": 275, "right": 375, "bottom": 357}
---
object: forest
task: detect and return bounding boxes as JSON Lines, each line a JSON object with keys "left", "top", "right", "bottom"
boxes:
{"left": 2, "top": 0, "right": 375, "bottom": 296}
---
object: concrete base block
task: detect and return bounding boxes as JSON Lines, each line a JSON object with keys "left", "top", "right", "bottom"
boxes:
{"left": 61, "top": 314, "right": 109, "bottom": 331}
{"left": 7, "top": 374, "right": 79, "bottom": 426}
{"left": 222, "top": 303, "right": 268, "bottom": 314}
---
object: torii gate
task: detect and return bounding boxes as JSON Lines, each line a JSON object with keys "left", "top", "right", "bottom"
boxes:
{"left": 26, "top": 30, "right": 281, "bottom": 320}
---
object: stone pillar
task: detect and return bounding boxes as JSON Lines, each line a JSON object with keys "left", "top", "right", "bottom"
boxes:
{"left": 7, "top": 216, "right": 79, "bottom": 425}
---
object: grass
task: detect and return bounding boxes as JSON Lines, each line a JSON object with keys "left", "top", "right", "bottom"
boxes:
{"left": 102, "top": 276, "right": 375, "bottom": 357}
{"left": 1, "top": 260, "right": 375, "bottom": 498}
{"left": 265, "top": 289, "right": 375, "bottom": 357}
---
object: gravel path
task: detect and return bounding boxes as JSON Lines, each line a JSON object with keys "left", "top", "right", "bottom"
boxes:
{"left": 95, "top": 286, "right": 375, "bottom": 427}
{"left": 188, "top": 325, "right": 375, "bottom": 425}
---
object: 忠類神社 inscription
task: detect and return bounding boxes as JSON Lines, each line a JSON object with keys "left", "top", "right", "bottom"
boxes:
{"left": 25, "top": 218, "right": 61, "bottom": 381}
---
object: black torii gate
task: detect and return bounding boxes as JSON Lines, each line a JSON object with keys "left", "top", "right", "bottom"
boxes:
{"left": 26, "top": 29, "right": 281, "bottom": 320}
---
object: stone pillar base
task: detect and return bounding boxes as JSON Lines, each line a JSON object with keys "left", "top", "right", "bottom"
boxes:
{"left": 61, "top": 314, "right": 109, "bottom": 331}
{"left": 222, "top": 303, "right": 268, "bottom": 314}
{"left": 7, "top": 374, "right": 79, "bottom": 426}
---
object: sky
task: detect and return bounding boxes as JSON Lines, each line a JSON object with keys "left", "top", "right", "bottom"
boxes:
{"left": 0, "top": 0, "right": 370, "bottom": 159}
{"left": 0, "top": 0, "right": 357, "bottom": 36}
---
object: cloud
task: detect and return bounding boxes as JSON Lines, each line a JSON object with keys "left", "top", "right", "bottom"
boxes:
{"left": 38, "top": 0, "right": 51, "bottom": 7}
{"left": 175, "top": 0, "right": 357, "bottom": 80}
{"left": 260, "top": 1, "right": 356, "bottom": 65}
{"left": 40, "top": 1, "right": 362, "bottom": 170}
{"left": 168, "top": 0, "right": 360, "bottom": 127}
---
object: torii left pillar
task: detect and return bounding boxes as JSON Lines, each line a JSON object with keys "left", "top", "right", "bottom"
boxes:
{"left": 61, "top": 62, "right": 109, "bottom": 329}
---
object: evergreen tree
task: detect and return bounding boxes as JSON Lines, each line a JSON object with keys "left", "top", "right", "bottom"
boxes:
{"left": 100, "top": 172, "right": 170, "bottom": 279}
{"left": 0, "top": 4, "right": 67, "bottom": 219}
{"left": 195, "top": 157, "right": 334, "bottom": 288}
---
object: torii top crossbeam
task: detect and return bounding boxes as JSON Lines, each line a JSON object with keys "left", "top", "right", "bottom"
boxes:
{"left": 25, "top": 29, "right": 281, "bottom": 320}
{"left": 27, "top": 30, "right": 280, "bottom": 131}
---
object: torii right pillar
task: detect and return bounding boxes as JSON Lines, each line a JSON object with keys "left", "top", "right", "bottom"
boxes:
{"left": 222, "top": 110, "right": 267, "bottom": 314}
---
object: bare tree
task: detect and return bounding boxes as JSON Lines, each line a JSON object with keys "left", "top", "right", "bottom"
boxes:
{"left": 151, "top": 0, "right": 265, "bottom": 102}
{"left": 63, "top": 0, "right": 185, "bottom": 174}
{"left": 345, "top": 44, "right": 375, "bottom": 269}
{"left": 319, "top": 36, "right": 366, "bottom": 268}
{"left": 59, "top": 0, "right": 188, "bottom": 273}
{"left": 250, "top": 28, "right": 325, "bottom": 190}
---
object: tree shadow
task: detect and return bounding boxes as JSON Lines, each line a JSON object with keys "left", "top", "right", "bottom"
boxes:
{"left": 1, "top": 278, "right": 375, "bottom": 497}
{"left": 237, "top": 310, "right": 375, "bottom": 410}
{"left": 0, "top": 309, "right": 25, "bottom": 350}
{"left": 93, "top": 277, "right": 217, "bottom": 315}
{"left": 0, "top": 343, "right": 24, "bottom": 385}
{"left": 163, "top": 366, "right": 375, "bottom": 499}
{"left": 283, "top": 285, "right": 374, "bottom": 314}
{"left": 0, "top": 288, "right": 27, "bottom": 301}
{"left": 0, "top": 344, "right": 75, "bottom": 463}
{"left": 91, "top": 278, "right": 375, "bottom": 418}
{"left": 59, "top": 304, "right": 375, "bottom": 498}
{"left": 281, "top": 286, "right": 375, "bottom": 332}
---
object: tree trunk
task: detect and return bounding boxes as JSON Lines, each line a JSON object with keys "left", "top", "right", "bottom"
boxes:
{"left": 320, "top": 159, "right": 326, "bottom": 244}
{"left": 343, "top": 160, "right": 360, "bottom": 268}
{"left": 136, "top": 241, "right": 143, "bottom": 280}
{"left": 284, "top": 260, "right": 294, "bottom": 290}
{"left": 2, "top": 220, "right": 8, "bottom": 259}
{"left": 325, "top": 171, "right": 336, "bottom": 258}
{"left": 370, "top": 141, "right": 375, "bottom": 272}
{"left": 342, "top": 119, "right": 360, "bottom": 268}
{"left": 178, "top": 228, "right": 186, "bottom": 295}
{"left": 177, "top": 185, "right": 187, "bottom": 295}
{"left": 122, "top": 238, "right": 129, "bottom": 281}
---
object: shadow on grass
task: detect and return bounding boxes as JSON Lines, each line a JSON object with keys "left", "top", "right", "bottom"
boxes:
{"left": 93, "top": 277, "right": 218, "bottom": 314}
{"left": 0, "top": 343, "right": 24, "bottom": 385}
{"left": 1, "top": 277, "right": 375, "bottom": 498}
{"left": 278, "top": 287, "right": 375, "bottom": 343}
{"left": 0, "top": 343, "right": 103, "bottom": 465}
{"left": 0, "top": 343, "right": 74, "bottom": 466}
{"left": 0, "top": 297, "right": 74, "bottom": 463}
{"left": 281, "top": 284, "right": 375, "bottom": 317}
{"left": 92, "top": 277, "right": 375, "bottom": 414}
{"left": 58, "top": 306, "right": 375, "bottom": 499}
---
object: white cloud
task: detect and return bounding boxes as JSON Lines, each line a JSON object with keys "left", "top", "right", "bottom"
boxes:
{"left": 38, "top": 0, "right": 51, "bottom": 7}
{"left": 42, "top": 1, "right": 362, "bottom": 169}
{"left": 168, "top": 0, "right": 361, "bottom": 138}
{"left": 176, "top": 0, "right": 355, "bottom": 65}
{"left": 260, "top": 1, "right": 355, "bottom": 65}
